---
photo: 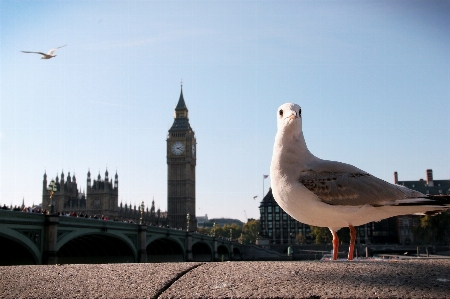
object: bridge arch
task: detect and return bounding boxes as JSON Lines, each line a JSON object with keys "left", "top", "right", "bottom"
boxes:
{"left": 57, "top": 231, "right": 136, "bottom": 264}
{"left": 233, "top": 247, "right": 242, "bottom": 260}
{"left": 192, "top": 241, "right": 213, "bottom": 262}
{"left": 146, "top": 237, "right": 185, "bottom": 262}
{"left": 0, "top": 227, "right": 41, "bottom": 265}
{"left": 217, "top": 244, "right": 230, "bottom": 261}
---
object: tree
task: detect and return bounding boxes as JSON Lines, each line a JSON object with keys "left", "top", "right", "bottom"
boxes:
{"left": 311, "top": 226, "right": 353, "bottom": 244}
{"left": 203, "top": 223, "right": 242, "bottom": 240}
{"left": 412, "top": 211, "right": 450, "bottom": 244}
{"left": 226, "top": 223, "right": 242, "bottom": 241}
{"left": 295, "top": 232, "right": 306, "bottom": 244}
{"left": 239, "top": 220, "right": 260, "bottom": 244}
{"left": 311, "top": 226, "right": 331, "bottom": 244}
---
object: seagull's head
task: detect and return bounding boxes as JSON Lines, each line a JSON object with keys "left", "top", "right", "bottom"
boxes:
{"left": 277, "top": 103, "right": 302, "bottom": 135}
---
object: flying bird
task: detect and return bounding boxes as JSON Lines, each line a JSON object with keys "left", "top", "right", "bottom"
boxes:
{"left": 21, "top": 45, "right": 67, "bottom": 59}
{"left": 270, "top": 103, "right": 450, "bottom": 261}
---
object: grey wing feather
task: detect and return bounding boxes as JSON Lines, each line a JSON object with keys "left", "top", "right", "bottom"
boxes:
{"left": 21, "top": 51, "right": 46, "bottom": 55}
{"left": 48, "top": 45, "right": 67, "bottom": 54}
{"left": 298, "top": 163, "right": 424, "bottom": 206}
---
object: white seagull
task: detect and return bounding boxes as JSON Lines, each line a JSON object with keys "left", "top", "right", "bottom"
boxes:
{"left": 21, "top": 45, "right": 67, "bottom": 59}
{"left": 270, "top": 103, "right": 450, "bottom": 260}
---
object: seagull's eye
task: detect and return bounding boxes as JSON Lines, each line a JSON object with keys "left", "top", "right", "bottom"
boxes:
{"left": 279, "top": 109, "right": 283, "bottom": 116}
{"left": 299, "top": 108, "right": 301, "bottom": 116}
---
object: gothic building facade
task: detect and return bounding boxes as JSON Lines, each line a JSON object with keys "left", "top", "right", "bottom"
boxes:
{"left": 86, "top": 169, "right": 118, "bottom": 217}
{"left": 41, "top": 169, "right": 168, "bottom": 224}
{"left": 42, "top": 169, "right": 117, "bottom": 216}
{"left": 166, "top": 86, "right": 197, "bottom": 230}
{"left": 395, "top": 169, "right": 450, "bottom": 245}
{"left": 42, "top": 170, "right": 86, "bottom": 213}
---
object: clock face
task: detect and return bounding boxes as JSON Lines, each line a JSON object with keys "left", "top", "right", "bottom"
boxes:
{"left": 192, "top": 144, "right": 195, "bottom": 156}
{"left": 171, "top": 141, "right": 185, "bottom": 155}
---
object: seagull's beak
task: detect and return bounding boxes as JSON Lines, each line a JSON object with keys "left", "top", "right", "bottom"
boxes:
{"left": 289, "top": 111, "right": 298, "bottom": 120}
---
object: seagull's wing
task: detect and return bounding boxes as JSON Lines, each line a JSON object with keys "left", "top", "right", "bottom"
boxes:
{"left": 47, "top": 44, "right": 67, "bottom": 55}
{"left": 21, "top": 51, "right": 47, "bottom": 55}
{"left": 298, "top": 160, "right": 425, "bottom": 207}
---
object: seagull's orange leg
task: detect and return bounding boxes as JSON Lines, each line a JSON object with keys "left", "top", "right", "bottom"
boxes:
{"left": 348, "top": 225, "right": 357, "bottom": 260}
{"left": 331, "top": 230, "right": 339, "bottom": 260}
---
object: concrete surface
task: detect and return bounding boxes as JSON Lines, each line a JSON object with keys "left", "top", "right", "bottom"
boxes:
{"left": 1, "top": 260, "right": 450, "bottom": 298}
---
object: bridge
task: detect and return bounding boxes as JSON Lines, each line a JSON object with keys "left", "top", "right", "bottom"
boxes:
{"left": 0, "top": 210, "right": 243, "bottom": 265}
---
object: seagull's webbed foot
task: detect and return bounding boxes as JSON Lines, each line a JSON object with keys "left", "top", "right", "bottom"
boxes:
{"left": 331, "top": 230, "right": 339, "bottom": 260}
{"left": 348, "top": 225, "right": 357, "bottom": 260}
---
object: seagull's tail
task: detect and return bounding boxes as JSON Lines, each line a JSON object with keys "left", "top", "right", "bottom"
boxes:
{"left": 425, "top": 195, "right": 450, "bottom": 209}
{"left": 395, "top": 195, "right": 450, "bottom": 216}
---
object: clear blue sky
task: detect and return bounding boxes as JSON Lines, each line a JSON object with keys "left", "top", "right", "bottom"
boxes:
{"left": 1, "top": 1, "right": 449, "bottom": 222}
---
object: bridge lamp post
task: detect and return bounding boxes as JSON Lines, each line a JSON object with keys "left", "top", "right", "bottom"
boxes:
{"left": 230, "top": 229, "right": 233, "bottom": 241}
{"left": 186, "top": 213, "right": 190, "bottom": 232}
{"left": 140, "top": 201, "right": 145, "bottom": 225}
{"left": 212, "top": 222, "right": 216, "bottom": 237}
{"left": 47, "top": 179, "right": 57, "bottom": 214}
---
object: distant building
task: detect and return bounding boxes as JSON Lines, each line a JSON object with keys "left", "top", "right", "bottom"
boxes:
{"left": 42, "top": 169, "right": 168, "bottom": 224}
{"left": 42, "top": 170, "right": 86, "bottom": 213}
{"left": 203, "top": 218, "right": 244, "bottom": 228}
{"left": 166, "top": 85, "right": 197, "bottom": 230}
{"left": 196, "top": 214, "right": 209, "bottom": 227}
{"left": 211, "top": 218, "right": 244, "bottom": 226}
{"left": 86, "top": 169, "right": 118, "bottom": 217}
{"left": 258, "top": 188, "right": 313, "bottom": 245}
{"left": 395, "top": 169, "right": 450, "bottom": 195}
{"left": 395, "top": 169, "right": 450, "bottom": 245}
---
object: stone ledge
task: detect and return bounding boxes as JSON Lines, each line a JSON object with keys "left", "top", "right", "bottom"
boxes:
{"left": 1, "top": 260, "right": 449, "bottom": 298}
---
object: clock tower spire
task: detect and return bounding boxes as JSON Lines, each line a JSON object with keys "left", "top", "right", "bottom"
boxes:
{"left": 167, "top": 85, "right": 197, "bottom": 230}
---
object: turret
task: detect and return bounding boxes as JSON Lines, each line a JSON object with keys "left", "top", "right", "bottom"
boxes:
{"left": 43, "top": 171, "right": 48, "bottom": 191}
{"left": 87, "top": 169, "right": 91, "bottom": 187}
{"left": 169, "top": 85, "right": 192, "bottom": 132}
{"left": 151, "top": 199, "right": 155, "bottom": 213}
{"left": 174, "top": 85, "right": 189, "bottom": 119}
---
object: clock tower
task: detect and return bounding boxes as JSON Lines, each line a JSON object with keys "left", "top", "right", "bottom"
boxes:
{"left": 167, "top": 85, "right": 197, "bottom": 230}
